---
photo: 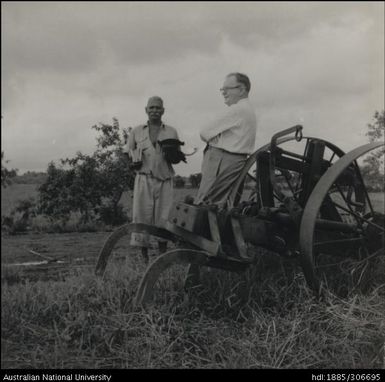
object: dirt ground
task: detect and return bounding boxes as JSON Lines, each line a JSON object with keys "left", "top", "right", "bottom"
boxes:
{"left": 1, "top": 231, "right": 109, "bottom": 264}
{"left": 1, "top": 231, "right": 125, "bottom": 283}
{"left": 0, "top": 229, "right": 174, "bottom": 283}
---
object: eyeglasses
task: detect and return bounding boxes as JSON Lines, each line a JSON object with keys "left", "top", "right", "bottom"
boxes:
{"left": 220, "top": 85, "right": 242, "bottom": 92}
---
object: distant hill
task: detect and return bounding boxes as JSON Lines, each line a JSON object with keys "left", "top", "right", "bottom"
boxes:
{"left": 13, "top": 171, "right": 47, "bottom": 185}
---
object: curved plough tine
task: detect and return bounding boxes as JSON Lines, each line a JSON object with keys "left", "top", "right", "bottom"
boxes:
{"left": 134, "top": 249, "right": 209, "bottom": 307}
{"left": 95, "top": 223, "right": 179, "bottom": 277}
{"left": 95, "top": 224, "right": 131, "bottom": 277}
{"left": 185, "top": 264, "right": 201, "bottom": 290}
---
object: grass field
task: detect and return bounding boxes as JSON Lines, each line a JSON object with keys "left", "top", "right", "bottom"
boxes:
{"left": 2, "top": 241, "right": 384, "bottom": 369}
{"left": 1, "top": 184, "right": 384, "bottom": 369}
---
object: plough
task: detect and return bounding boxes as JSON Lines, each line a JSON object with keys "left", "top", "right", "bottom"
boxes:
{"left": 95, "top": 125, "right": 384, "bottom": 305}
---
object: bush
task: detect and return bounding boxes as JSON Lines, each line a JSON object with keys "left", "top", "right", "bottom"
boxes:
{"left": 1, "top": 197, "right": 38, "bottom": 234}
{"left": 1, "top": 199, "right": 128, "bottom": 234}
{"left": 1, "top": 214, "right": 29, "bottom": 234}
{"left": 98, "top": 203, "right": 129, "bottom": 226}
{"left": 37, "top": 119, "right": 135, "bottom": 225}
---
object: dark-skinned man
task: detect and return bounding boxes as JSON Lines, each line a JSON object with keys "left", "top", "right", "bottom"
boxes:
{"left": 125, "top": 96, "right": 181, "bottom": 263}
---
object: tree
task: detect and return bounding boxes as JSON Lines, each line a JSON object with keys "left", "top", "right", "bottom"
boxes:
{"left": 1, "top": 151, "right": 18, "bottom": 188}
{"left": 362, "top": 110, "right": 385, "bottom": 191}
{"left": 366, "top": 110, "right": 384, "bottom": 143}
{"left": 38, "top": 118, "right": 135, "bottom": 225}
{"left": 189, "top": 173, "right": 202, "bottom": 188}
{"left": 37, "top": 162, "right": 74, "bottom": 222}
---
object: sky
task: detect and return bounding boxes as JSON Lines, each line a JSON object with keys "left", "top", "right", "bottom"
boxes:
{"left": 2, "top": 1, "right": 384, "bottom": 176}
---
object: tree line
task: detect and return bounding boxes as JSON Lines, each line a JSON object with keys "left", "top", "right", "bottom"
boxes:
{"left": 1, "top": 111, "right": 384, "bottom": 230}
{"left": 1, "top": 118, "right": 202, "bottom": 229}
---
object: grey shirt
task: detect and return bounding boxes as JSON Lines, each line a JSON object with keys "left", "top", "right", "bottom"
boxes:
{"left": 126, "top": 123, "right": 179, "bottom": 180}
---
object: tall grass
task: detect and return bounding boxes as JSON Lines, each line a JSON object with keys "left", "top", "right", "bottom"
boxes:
{"left": 2, "top": 252, "right": 384, "bottom": 369}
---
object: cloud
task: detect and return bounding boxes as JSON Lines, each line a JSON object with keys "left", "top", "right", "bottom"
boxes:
{"left": 1, "top": 1, "right": 384, "bottom": 175}
{"left": 4, "top": 2, "right": 381, "bottom": 73}
{"left": 2, "top": 2, "right": 222, "bottom": 75}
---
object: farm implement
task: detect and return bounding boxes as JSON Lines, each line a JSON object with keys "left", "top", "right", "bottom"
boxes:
{"left": 95, "top": 125, "right": 385, "bottom": 305}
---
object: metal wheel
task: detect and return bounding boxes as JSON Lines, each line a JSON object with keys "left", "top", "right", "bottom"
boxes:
{"left": 228, "top": 135, "right": 347, "bottom": 210}
{"left": 134, "top": 249, "right": 210, "bottom": 306}
{"left": 94, "top": 223, "right": 179, "bottom": 277}
{"left": 299, "top": 142, "right": 385, "bottom": 297}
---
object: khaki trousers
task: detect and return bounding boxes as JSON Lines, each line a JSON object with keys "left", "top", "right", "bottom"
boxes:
{"left": 195, "top": 146, "right": 247, "bottom": 209}
{"left": 130, "top": 174, "right": 173, "bottom": 248}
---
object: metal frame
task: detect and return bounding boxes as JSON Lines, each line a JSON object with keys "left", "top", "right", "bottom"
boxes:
{"left": 95, "top": 127, "right": 385, "bottom": 305}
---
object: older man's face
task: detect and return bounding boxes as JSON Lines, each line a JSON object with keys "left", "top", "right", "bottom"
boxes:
{"left": 220, "top": 75, "right": 244, "bottom": 106}
{"left": 145, "top": 98, "right": 164, "bottom": 121}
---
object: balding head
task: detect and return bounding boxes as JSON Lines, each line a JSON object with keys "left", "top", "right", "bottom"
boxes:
{"left": 226, "top": 73, "right": 251, "bottom": 93}
{"left": 220, "top": 73, "right": 251, "bottom": 106}
{"left": 147, "top": 96, "right": 164, "bottom": 107}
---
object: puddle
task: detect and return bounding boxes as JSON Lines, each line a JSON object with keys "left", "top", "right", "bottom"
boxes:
{"left": 5, "top": 260, "right": 66, "bottom": 267}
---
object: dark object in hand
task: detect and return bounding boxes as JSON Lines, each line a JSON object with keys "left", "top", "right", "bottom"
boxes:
{"left": 158, "top": 139, "right": 187, "bottom": 164}
{"left": 129, "top": 161, "right": 143, "bottom": 170}
{"left": 184, "top": 195, "right": 195, "bottom": 205}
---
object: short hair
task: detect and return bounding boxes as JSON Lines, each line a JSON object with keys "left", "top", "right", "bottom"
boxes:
{"left": 227, "top": 72, "right": 251, "bottom": 93}
{"left": 147, "top": 96, "right": 164, "bottom": 107}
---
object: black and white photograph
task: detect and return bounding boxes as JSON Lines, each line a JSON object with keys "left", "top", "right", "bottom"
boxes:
{"left": 1, "top": 1, "right": 384, "bottom": 373}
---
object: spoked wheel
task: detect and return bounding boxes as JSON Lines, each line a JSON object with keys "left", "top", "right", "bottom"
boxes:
{"left": 227, "top": 135, "right": 347, "bottom": 210}
{"left": 94, "top": 223, "right": 180, "bottom": 278}
{"left": 299, "top": 142, "right": 385, "bottom": 297}
{"left": 134, "top": 249, "right": 211, "bottom": 307}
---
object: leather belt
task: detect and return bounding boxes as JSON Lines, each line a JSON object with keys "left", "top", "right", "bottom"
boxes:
{"left": 209, "top": 146, "right": 248, "bottom": 157}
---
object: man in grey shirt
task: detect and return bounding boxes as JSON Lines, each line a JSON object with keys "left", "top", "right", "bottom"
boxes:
{"left": 125, "top": 96, "right": 180, "bottom": 263}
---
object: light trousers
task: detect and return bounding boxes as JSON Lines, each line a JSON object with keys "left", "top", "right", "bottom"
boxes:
{"left": 130, "top": 174, "right": 173, "bottom": 248}
{"left": 195, "top": 146, "right": 247, "bottom": 209}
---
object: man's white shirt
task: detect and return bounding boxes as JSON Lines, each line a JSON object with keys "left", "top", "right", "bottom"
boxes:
{"left": 199, "top": 98, "right": 257, "bottom": 154}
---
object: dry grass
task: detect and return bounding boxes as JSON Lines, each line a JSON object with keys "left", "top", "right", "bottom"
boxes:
{"left": 2, "top": 186, "right": 384, "bottom": 369}
{"left": 2, "top": 248, "right": 384, "bottom": 369}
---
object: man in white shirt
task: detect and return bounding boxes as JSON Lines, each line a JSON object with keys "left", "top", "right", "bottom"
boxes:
{"left": 195, "top": 72, "right": 257, "bottom": 209}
